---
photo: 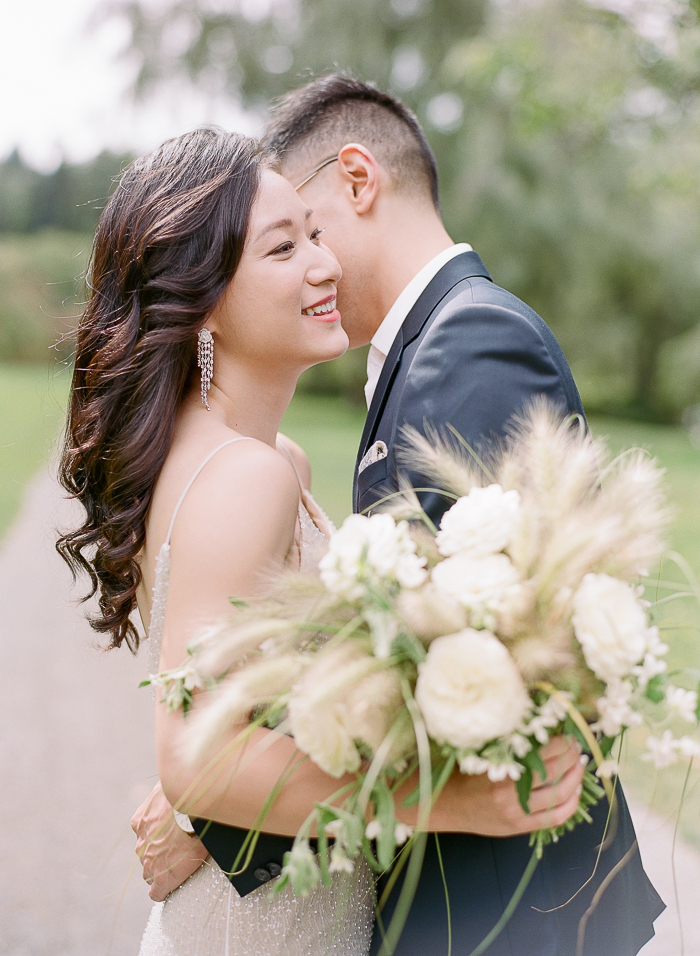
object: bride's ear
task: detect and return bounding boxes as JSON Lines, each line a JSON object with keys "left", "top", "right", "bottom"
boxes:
{"left": 336, "top": 144, "right": 380, "bottom": 215}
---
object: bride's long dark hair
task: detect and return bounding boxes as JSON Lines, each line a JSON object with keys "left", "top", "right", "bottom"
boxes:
{"left": 57, "top": 127, "right": 263, "bottom": 652}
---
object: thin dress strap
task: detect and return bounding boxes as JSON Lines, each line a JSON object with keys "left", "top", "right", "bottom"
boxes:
{"left": 146, "top": 436, "right": 254, "bottom": 676}
{"left": 276, "top": 436, "right": 305, "bottom": 494}
{"left": 164, "top": 437, "right": 254, "bottom": 546}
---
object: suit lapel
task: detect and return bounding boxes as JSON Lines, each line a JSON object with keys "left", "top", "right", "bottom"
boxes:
{"left": 355, "top": 251, "right": 492, "bottom": 470}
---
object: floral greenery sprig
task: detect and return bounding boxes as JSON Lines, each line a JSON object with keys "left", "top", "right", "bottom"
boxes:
{"left": 147, "top": 401, "right": 700, "bottom": 955}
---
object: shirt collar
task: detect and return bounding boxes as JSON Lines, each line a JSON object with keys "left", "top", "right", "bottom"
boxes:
{"left": 370, "top": 243, "right": 473, "bottom": 358}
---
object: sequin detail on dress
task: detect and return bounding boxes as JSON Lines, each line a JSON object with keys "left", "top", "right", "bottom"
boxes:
{"left": 138, "top": 854, "right": 374, "bottom": 956}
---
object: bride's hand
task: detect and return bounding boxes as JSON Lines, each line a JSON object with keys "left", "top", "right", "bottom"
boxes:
{"left": 410, "top": 736, "right": 586, "bottom": 837}
{"left": 131, "top": 781, "right": 209, "bottom": 901}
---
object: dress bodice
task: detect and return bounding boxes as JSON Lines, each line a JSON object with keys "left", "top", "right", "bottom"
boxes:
{"left": 145, "top": 437, "right": 334, "bottom": 676}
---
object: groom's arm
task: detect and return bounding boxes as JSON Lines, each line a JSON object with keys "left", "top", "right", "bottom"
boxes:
{"left": 398, "top": 298, "right": 583, "bottom": 525}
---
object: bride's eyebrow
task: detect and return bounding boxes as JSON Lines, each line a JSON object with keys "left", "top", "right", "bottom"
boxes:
{"left": 255, "top": 209, "right": 312, "bottom": 243}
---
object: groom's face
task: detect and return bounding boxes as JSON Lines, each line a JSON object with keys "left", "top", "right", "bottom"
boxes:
{"left": 280, "top": 158, "right": 380, "bottom": 350}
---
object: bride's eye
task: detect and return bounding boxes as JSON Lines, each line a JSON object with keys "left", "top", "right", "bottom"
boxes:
{"left": 310, "top": 228, "right": 326, "bottom": 242}
{"left": 271, "top": 241, "right": 295, "bottom": 255}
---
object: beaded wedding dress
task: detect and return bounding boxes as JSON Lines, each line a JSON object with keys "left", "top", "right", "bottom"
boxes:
{"left": 138, "top": 437, "right": 374, "bottom": 956}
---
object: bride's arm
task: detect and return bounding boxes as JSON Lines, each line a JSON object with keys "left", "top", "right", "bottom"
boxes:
{"left": 155, "top": 439, "right": 353, "bottom": 833}
{"left": 156, "top": 441, "right": 583, "bottom": 837}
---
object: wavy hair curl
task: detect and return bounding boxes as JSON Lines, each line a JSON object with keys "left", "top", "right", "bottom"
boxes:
{"left": 57, "top": 127, "right": 263, "bottom": 651}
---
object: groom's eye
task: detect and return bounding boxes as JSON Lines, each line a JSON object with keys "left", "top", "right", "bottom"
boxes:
{"left": 310, "top": 228, "right": 325, "bottom": 242}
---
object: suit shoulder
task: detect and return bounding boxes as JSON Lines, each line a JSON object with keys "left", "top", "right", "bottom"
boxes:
{"left": 431, "top": 277, "right": 557, "bottom": 349}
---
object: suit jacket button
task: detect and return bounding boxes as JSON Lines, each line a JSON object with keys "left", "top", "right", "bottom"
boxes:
{"left": 267, "top": 863, "right": 282, "bottom": 877}
{"left": 254, "top": 867, "right": 272, "bottom": 882}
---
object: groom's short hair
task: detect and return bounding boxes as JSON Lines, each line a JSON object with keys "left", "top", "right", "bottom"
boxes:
{"left": 262, "top": 74, "right": 440, "bottom": 209}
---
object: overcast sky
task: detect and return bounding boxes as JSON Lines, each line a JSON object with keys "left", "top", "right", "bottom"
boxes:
{"left": 0, "top": 0, "right": 255, "bottom": 171}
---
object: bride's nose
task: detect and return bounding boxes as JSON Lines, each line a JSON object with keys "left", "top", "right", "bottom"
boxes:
{"left": 308, "top": 244, "right": 342, "bottom": 285}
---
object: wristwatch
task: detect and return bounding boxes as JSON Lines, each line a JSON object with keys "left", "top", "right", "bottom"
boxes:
{"left": 173, "top": 808, "right": 196, "bottom": 836}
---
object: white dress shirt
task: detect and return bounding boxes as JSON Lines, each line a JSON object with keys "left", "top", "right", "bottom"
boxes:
{"left": 364, "top": 243, "right": 473, "bottom": 408}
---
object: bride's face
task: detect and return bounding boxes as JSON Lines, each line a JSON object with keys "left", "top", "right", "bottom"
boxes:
{"left": 211, "top": 169, "right": 348, "bottom": 371}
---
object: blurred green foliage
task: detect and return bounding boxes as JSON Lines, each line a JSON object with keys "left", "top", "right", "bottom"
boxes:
{"left": 0, "top": 231, "right": 91, "bottom": 363}
{"left": 107, "top": 0, "right": 700, "bottom": 421}
{"left": 0, "top": 150, "right": 130, "bottom": 233}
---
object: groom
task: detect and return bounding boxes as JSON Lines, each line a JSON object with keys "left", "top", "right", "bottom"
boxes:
{"left": 132, "top": 75, "right": 663, "bottom": 954}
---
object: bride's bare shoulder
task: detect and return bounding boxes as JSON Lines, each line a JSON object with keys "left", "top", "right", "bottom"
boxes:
{"left": 146, "top": 430, "right": 300, "bottom": 568}
{"left": 276, "top": 433, "right": 311, "bottom": 490}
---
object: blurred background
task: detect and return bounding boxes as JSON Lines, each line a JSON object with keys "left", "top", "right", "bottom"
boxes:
{"left": 1, "top": 0, "right": 699, "bottom": 954}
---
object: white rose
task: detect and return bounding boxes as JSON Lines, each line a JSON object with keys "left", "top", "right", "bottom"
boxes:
{"left": 431, "top": 552, "right": 521, "bottom": 613}
{"left": 415, "top": 629, "right": 531, "bottom": 750}
{"left": 288, "top": 644, "right": 409, "bottom": 778}
{"left": 572, "top": 574, "right": 650, "bottom": 682}
{"left": 436, "top": 485, "right": 521, "bottom": 557}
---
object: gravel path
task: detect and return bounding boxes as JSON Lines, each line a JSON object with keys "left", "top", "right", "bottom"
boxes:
{"left": 0, "top": 470, "right": 698, "bottom": 955}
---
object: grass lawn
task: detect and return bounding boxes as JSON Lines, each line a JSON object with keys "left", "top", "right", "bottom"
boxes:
{"left": 281, "top": 393, "right": 366, "bottom": 526}
{"left": 2, "top": 368, "right": 699, "bottom": 843}
{"left": 0, "top": 363, "right": 70, "bottom": 539}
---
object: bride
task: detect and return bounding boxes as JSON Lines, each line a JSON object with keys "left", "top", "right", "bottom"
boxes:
{"left": 57, "top": 127, "right": 584, "bottom": 955}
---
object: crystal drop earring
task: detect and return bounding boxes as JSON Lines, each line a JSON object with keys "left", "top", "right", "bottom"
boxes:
{"left": 197, "top": 328, "right": 214, "bottom": 410}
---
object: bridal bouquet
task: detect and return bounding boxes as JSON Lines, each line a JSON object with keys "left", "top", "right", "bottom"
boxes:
{"left": 149, "top": 402, "right": 699, "bottom": 926}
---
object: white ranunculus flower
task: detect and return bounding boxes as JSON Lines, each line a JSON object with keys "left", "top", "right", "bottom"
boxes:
{"left": 328, "top": 847, "right": 355, "bottom": 874}
{"left": 288, "top": 644, "right": 409, "bottom": 778}
{"left": 435, "top": 485, "right": 521, "bottom": 557}
{"left": 591, "top": 678, "right": 642, "bottom": 737}
{"left": 415, "top": 629, "right": 531, "bottom": 751}
{"left": 431, "top": 552, "right": 521, "bottom": 614}
{"left": 394, "top": 823, "right": 414, "bottom": 845}
{"left": 572, "top": 574, "right": 651, "bottom": 682}
{"left": 641, "top": 730, "right": 681, "bottom": 769}
{"left": 319, "top": 514, "right": 427, "bottom": 600}
{"left": 596, "top": 759, "right": 620, "bottom": 779}
{"left": 458, "top": 753, "right": 491, "bottom": 775}
{"left": 665, "top": 686, "right": 699, "bottom": 724}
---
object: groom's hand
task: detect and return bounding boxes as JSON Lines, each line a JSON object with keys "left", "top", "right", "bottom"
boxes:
{"left": 412, "top": 735, "right": 586, "bottom": 837}
{"left": 131, "top": 781, "right": 209, "bottom": 901}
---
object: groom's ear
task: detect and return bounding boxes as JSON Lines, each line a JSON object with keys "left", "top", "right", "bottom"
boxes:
{"left": 336, "top": 144, "right": 381, "bottom": 215}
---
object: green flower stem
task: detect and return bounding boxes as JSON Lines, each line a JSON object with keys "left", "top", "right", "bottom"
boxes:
{"left": 374, "top": 680, "right": 433, "bottom": 956}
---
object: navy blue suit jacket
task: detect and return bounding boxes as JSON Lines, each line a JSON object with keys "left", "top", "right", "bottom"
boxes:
{"left": 355, "top": 252, "right": 663, "bottom": 956}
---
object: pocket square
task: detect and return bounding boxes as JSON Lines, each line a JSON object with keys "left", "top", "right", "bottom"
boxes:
{"left": 358, "top": 440, "right": 388, "bottom": 474}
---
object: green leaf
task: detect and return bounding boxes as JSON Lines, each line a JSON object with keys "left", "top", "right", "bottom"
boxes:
{"left": 371, "top": 778, "right": 397, "bottom": 871}
{"left": 523, "top": 748, "right": 547, "bottom": 784}
{"left": 228, "top": 597, "right": 250, "bottom": 608}
{"left": 563, "top": 714, "right": 588, "bottom": 751}
{"left": 645, "top": 674, "right": 667, "bottom": 703}
{"left": 599, "top": 735, "right": 617, "bottom": 757}
{"left": 515, "top": 767, "right": 533, "bottom": 814}
{"left": 138, "top": 679, "right": 152, "bottom": 688}
{"left": 391, "top": 631, "right": 426, "bottom": 664}
{"left": 316, "top": 822, "right": 331, "bottom": 889}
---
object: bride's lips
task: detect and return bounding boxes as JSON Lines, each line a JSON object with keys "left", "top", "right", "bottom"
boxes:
{"left": 302, "top": 293, "right": 341, "bottom": 323}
